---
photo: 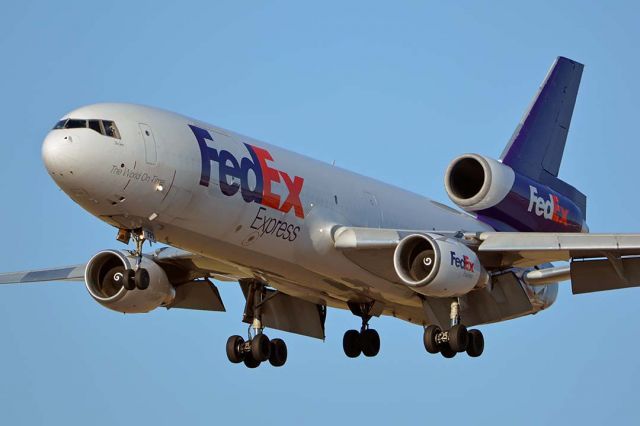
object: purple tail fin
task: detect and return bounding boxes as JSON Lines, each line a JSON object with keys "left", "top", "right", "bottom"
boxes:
{"left": 500, "top": 56, "right": 586, "bottom": 216}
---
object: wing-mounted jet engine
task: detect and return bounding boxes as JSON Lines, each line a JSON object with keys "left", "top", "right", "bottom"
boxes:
{"left": 83, "top": 248, "right": 228, "bottom": 315}
{"left": 393, "top": 233, "right": 488, "bottom": 297}
{"left": 84, "top": 250, "right": 176, "bottom": 313}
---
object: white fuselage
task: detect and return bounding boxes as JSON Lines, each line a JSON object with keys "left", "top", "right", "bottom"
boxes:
{"left": 42, "top": 103, "right": 554, "bottom": 325}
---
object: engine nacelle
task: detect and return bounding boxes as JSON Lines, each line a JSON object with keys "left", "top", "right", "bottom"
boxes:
{"left": 444, "top": 153, "right": 515, "bottom": 212}
{"left": 444, "top": 153, "right": 586, "bottom": 232}
{"left": 393, "top": 234, "right": 487, "bottom": 297}
{"left": 84, "top": 250, "right": 175, "bottom": 314}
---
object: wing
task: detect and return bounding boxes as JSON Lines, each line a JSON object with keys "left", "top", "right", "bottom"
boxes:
{"left": 333, "top": 226, "right": 640, "bottom": 295}
{"left": 0, "top": 248, "right": 244, "bottom": 286}
{"left": 0, "top": 265, "right": 86, "bottom": 284}
{"left": 471, "top": 232, "right": 640, "bottom": 268}
{"left": 0, "top": 248, "right": 326, "bottom": 338}
{"left": 0, "top": 249, "right": 234, "bottom": 312}
{"left": 473, "top": 232, "right": 640, "bottom": 294}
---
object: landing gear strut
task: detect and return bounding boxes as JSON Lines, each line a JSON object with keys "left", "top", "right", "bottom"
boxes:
{"left": 343, "top": 302, "right": 381, "bottom": 358}
{"left": 225, "top": 280, "right": 288, "bottom": 368}
{"left": 118, "top": 228, "right": 150, "bottom": 291}
{"left": 423, "top": 299, "right": 484, "bottom": 358}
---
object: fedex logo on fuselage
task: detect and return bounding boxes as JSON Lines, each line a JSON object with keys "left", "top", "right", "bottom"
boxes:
{"left": 450, "top": 251, "right": 475, "bottom": 272}
{"left": 527, "top": 185, "right": 568, "bottom": 225}
{"left": 189, "top": 125, "right": 305, "bottom": 219}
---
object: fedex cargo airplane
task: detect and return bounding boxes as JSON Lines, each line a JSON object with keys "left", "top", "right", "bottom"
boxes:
{"left": 2, "top": 56, "right": 638, "bottom": 368}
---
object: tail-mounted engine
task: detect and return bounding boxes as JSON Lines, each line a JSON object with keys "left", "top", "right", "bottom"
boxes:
{"left": 84, "top": 250, "right": 175, "bottom": 313}
{"left": 444, "top": 154, "right": 586, "bottom": 232}
{"left": 393, "top": 233, "right": 488, "bottom": 297}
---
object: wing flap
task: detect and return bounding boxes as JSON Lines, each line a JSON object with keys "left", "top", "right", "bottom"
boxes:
{"left": 170, "top": 280, "right": 226, "bottom": 311}
{"left": 571, "top": 257, "right": 640, "bottom": 294}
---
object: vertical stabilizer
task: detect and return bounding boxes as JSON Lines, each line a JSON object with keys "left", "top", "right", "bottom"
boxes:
{"left": 500, "top": 56, "right": 586, "bottom": 215}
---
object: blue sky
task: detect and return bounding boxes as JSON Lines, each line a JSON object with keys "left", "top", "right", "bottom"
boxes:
{"left": 1, "top": 1, "right": 639, "bottom": 424}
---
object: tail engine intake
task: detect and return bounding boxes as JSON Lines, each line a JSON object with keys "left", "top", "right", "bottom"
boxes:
{"left": 444, "top": 154, "right": 586, "bottom": 233}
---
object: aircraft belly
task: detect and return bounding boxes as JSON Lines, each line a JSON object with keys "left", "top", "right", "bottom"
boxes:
{"left": 151, "top": 221, "right": 425, "bottom": 310}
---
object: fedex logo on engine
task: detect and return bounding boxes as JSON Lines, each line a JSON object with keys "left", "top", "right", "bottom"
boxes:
{"left": 450, "top": 252, "right": 475, "bottom": 272}
{"left": 189, "top": 125, "right": 305, "bottom": 219}
{"left": 527, "top": 185, "right": 568, "bottom": 225}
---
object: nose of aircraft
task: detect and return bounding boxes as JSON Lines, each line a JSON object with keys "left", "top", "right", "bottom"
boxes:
{"left": 42, "top": 131, "right": 77, "bottom": 178}
{"left": 41, "top": 128, "right": 105, "bottom": 202}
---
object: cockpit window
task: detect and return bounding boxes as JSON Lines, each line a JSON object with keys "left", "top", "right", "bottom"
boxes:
{"left": 66, "top": 119, "right": 87, "bottom": 129}
{"left": 102, "top": 120, "right": 120, "bottom": 138}
{"left": 52, "top": 118, "right": 121, "bottom": 139}
{"left": 88, "top": 119, "right": 102, "bottom": 133}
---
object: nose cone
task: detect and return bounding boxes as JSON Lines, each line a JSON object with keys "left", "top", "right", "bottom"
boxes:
{"left": 41, "top": 130, "right": 96, "bottom": 202}
{"left": 42, "top": 131, "right": 77, "bottom": 177}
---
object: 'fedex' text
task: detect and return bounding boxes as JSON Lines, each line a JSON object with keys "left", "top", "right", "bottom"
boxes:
{"left": 190, "top": 125, "right": 305, "bottom": 219}
{"left": 450, "top": 252, "right": 475, "bottom": 272}
{"left": 527, "top": 185, "right": 568, "bottom": 225}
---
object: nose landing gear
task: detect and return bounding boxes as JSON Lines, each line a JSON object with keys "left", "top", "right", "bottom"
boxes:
{"left": 116, "top": 228, "right": 151, "bottom": 291}
{"left": 423, "top": 299, "right": 485, "bottom": 358}
{"left": 225, "top": 280, "right": 289, "bottom": 368}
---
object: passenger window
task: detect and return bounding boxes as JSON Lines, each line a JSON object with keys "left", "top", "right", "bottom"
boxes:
{"left": 102, "top": 121, "right": 121, "bottom": 139}
{"left": 53, "top": 119, "right": 67, "bottom": 129}
{"left": 88, "top": 120, "right": 102, "bottom": 134}
{"left": 65, "top": 119, "right": 87, "bottom": 129}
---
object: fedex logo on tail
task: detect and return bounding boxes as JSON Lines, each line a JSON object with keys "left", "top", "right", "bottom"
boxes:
{"left": 450, "top": 252, "right": 475, "bottom": 272}
{"left": 189, "top": 125, "right": 305, "bottom": 219}
{"left": 527, "top": 185, "right": 568, "bottom": 225}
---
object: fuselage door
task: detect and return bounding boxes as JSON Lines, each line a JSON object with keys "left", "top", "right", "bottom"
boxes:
{"left": 139, "top": 123, "right": 158, "bottom": 165}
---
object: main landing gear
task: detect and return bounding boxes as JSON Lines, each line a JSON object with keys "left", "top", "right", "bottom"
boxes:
{"left": 423, "top": 299, "right": 484, "bottom": 358}
{"left": 117, "top": 228, "right": 150, "bottom": 291}
{"left": 343, "top": 302, "right": 381, "bottom": 358}
{"left": 225, "top": 281, "right": 288, "bottom": 368}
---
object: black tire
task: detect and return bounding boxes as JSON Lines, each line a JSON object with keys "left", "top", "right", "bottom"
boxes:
{"left": 466, "top": 329, "right": 484, "bottom": 358}
{"left": 226, "top": 335, "right": 244, "bottom": 364}
{"left": 441, "top": 345, "right": 457, "bottom": 358}
{"left": 448, "top": 324, "right": 469, "bottom": 353}
{"left": 361, "top": 329, "right": 381, "bottom": 357}
{"left": 423, "top": 325, "right": 441, "bottom": 354}
{"left": 343, "top": 329, "right": 361, "bottom": 358}
{"left": 251, "top": 334, "right": 271, "bottom": 362}
{"left": 269, "top": 338, "right": 288, "bottom": 367}
{"left": 243, "top": 353, "right": 260, "bottom": 369}
{"left": 135, "top": 268, "right": 150, "bottom": 290}
{"left": 123, "top": 269, "right": 135, "bottom": 291}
